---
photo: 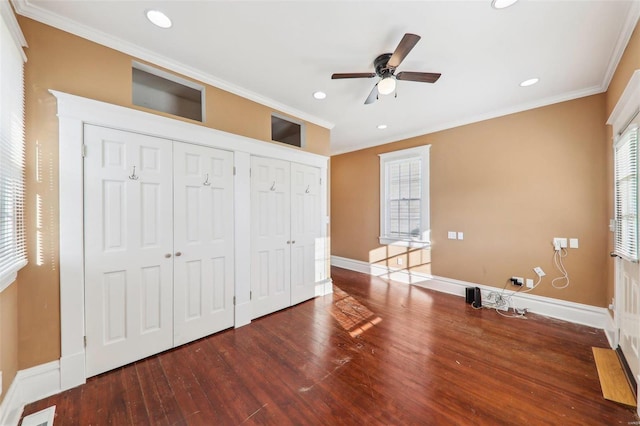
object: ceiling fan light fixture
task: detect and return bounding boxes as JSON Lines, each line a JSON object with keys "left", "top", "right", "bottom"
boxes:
{"left": 491, "top": 0, "right": 518, "bottom": 9}
{"left": 377, "top": 77, "right": 396, "bottom": 95}
{"left": 146, "top": 10, "right": 172, "bottom": 28}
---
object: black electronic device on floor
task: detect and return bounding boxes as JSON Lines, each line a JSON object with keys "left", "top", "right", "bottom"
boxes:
{"left": 465, "top": 286, "right": 482, "bottom": 308}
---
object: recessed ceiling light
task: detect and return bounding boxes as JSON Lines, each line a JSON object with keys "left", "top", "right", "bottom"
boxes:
{"left": 377, "top": 124, "right": 388, "bottom": 130}
{"left": 146, "top": 10, "right": 172, "bottom": 28}
{"left": 313, "top": 91, "right": 327, "bottom": 100}
{"left": 520, "top": 78, "right": 539, "bottom": 87}
{"left": 491, "top": 0, "right": 519, "bottom": 9}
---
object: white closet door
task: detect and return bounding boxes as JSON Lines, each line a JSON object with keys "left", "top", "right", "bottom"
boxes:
{"left": 84, "top": 125, "right": 173, "bottom": 377}
{"left": 290, "top": 163, "right": 321, "bottom": 305}
{"left": 173, "top": 143, "right": 235, "bottom": 345}
{"left": 251, "top": 156, "right": 291, "bottom": 319}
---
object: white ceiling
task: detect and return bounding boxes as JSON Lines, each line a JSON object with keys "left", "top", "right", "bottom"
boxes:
{"left": 13, "top": 0, "right": 640, "bottom": 155}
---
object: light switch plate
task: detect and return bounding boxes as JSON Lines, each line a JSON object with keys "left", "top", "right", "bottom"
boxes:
{"left": 448, "top": 231, "right": 457, "bottom": 240}
{"left": 569, "top": 238, "right": 579, "bottom": 248}
{"left": 457, "top": 232, "right": 464, "bottom": 240}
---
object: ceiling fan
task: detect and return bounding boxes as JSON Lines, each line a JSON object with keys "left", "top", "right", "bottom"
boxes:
{"left": 331, "top": 33, "right": 441, "bottom": 105}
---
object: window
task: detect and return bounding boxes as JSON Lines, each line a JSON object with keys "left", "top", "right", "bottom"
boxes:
{"left": 379, "top": 145, "right": 430, "bottom": 247}
{"left": 614, "top": 119, "right": 639, "bottom": 261}
{"left": 0, "top": 3, "right": 27, "bottom": 292}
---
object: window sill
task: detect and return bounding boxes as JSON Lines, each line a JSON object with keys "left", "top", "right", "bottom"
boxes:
{"left": 0, "top": 260, "right": 27, "bottom": 293}
{"left": 379, "top": 237, "right": 431, "bottom": 249}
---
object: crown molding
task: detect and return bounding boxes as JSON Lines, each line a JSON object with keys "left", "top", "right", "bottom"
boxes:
{"left": 10, "top": 0, "right": 334, "bottom": 130}
{"left": 601, "top": 0, "right": 640, "bottom": 91}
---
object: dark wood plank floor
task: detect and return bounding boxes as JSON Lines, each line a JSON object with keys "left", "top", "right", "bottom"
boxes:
{"left": 22, "top": 267, "right": 639, "bottom": 425}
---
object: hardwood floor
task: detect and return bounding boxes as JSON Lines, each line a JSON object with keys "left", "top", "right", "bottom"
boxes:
{"left": 22, "top": 267, "right": 638, "bottom": 425}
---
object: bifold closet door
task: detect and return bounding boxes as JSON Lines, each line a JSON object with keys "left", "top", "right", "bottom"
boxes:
{"left": 84, "top": 125, "right": 174, "bottom": 377}
{"left": 251, "top": 156, "right": 291, "bottom": 318}
{"left": 290, "top": 163, "right": 321, "bottom": 305}
{"left": 173, "top": 143, "right": 235, "bottom": 345}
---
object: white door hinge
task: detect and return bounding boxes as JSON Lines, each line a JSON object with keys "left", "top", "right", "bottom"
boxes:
{"left": 233, "top": 166, "right": 236, "bottom": 176}
{"left": 233, "top": 296, "right": 236, "bottom": 305}
{"left": 250, "top": 291, "right": 252, "bottom": 300}
{"left": 84, "top": 336, "right": 87, "bottom": 347}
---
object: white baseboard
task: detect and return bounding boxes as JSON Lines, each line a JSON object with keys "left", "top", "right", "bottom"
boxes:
{"left": 331, "top": 255, "right": 610, "bottom": 331}
{"left": 0, "top": 361, "right": 61, "bottom": 426}
{"left": 603, "top": 310, "right": 617, "bottom": 348}
{"left": 59, "top": 351, "right": 85, "bottom": 392}
{"left": 331, "top": 255, "right": 433, "bottom": 284}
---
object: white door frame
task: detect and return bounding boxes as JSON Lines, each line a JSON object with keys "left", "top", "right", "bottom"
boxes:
{"left": 608, "top": 69, "right": 640, "bottom": 414}
{"left": 53, "top": 90, "right": 330, "bottom": 391}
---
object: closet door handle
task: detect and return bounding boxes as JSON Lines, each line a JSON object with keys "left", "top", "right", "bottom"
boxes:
{"left": 291, "top": 240, "right": 296, "bottom": 244}
{"left": 164, "top": 253, "right": 172, "bottom": 258}
{"left": 270, "top": 181, "right": 276, "bottom": 191}
{"left": 175, "top": 251, "right": 182, "bottom": 257}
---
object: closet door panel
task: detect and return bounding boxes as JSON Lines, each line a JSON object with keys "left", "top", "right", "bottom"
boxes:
{"left": 290, "top": 163, "right": 321, "bottom": 305}
{"left": 251, "top": 156, "right": 291, "bottom": 319}
{"left": 173, "top": 142, "right": 235, "bottom": 345}
{"left": 84, "top": 125, "right": 173, "bottom": 377}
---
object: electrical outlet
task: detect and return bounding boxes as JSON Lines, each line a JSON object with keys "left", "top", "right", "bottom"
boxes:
{"left": 533, "top": 266, "right": 545, "bottom": 277}
{"left": 511, "top": 276, "right": 524, "bottom": 286}
{"left": 526, "top": 278, "right": 534, "bottom": 289}
{"left": 553, "top": 238, "right": 567, "bottom": 250}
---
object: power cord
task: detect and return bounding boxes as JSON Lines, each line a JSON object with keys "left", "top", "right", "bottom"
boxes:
{"left": 552, "top": 248, "right": 570, "bottom": 289}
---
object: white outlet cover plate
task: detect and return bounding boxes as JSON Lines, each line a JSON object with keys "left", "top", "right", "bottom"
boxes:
{"left": 526, "top": 278, "right": 534, "bottom": 289}
{"left": 448, "top": 231, "right": 457, "bottom": 240}
{"left": 457, "top": 232, "right": 464, "bottom": 240}
{"left": 569, "top": 238, "right": 579, "bottom": 248}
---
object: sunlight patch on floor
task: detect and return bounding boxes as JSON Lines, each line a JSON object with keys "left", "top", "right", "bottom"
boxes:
{"left": 330, "top": 286, "right": 382, "bottom": 337}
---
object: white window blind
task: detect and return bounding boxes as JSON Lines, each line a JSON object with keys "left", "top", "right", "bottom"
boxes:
{"left": 0, "top": 4, "right": 27, "bottom": 292}
{"left": 379, "top": 145, "right": 430, "bottom": 247}
{"left": 614, "top": 124, "right": 639, "bottom": 261}
{"left": 387, "top": 158, "right": 422, "bottom": 238}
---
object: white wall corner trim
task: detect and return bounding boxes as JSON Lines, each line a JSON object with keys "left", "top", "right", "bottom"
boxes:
{"left": 331, "top": 255, "right": 611, "bottom": 332}
{"left": 0, "top": 361, "right": 61, "bottom": 426}
{"left": 315, "top": 278, "right": 334, "bottom": 297}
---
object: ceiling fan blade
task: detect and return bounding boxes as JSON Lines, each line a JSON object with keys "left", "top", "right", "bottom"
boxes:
{"left": 388, "top": 33, "right": 421, "bottom": 68}
{"left": 396, "top": 71, "right": 441, "bottom": 83}
{"left": 364, "top": 84, "right": 378, "bottom": 105}
{"left": 332, "top": 73, "right": 377, "bottom": 79}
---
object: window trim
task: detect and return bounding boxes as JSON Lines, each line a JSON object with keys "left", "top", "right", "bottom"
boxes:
{"left": 379, "top": 145, "right": 430, "bottom": 248}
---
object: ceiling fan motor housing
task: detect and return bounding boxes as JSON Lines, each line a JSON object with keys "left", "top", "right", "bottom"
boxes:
{"left": 374, "top": 53, "right": 394, "bottom": 78}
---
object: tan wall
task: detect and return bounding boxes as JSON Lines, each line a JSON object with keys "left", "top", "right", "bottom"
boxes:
{"left": 16, "top": 16, "right": 330, "bottom": 370}
{"left": 332, "top": 94, "right": 609, "bottom": 307}
{"left": 0, "top": 282, "right": 19, "bottom": 402}
{"left": 603, "top": 21, "right": 640, "bottom": 308}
